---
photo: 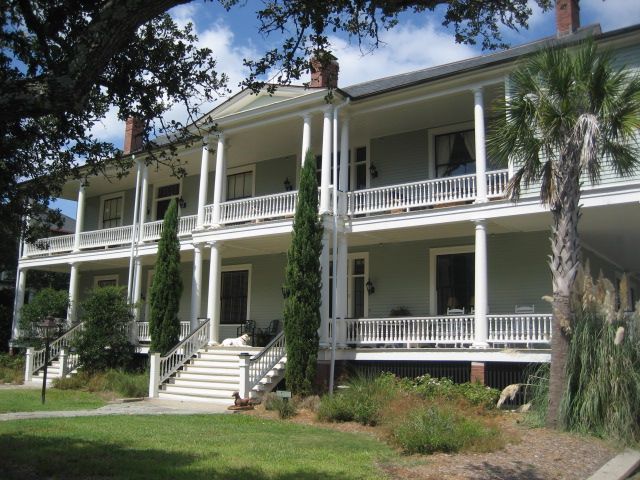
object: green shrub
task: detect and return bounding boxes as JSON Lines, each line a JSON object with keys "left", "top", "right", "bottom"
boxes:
{"left": 523, "top": 364, "right": 549, "bottom": 427}
{"left": 413, "top": 374, "right": 499, "bottom": 408}
{"left": 390, "top": 404, "right": 500, "bottom": 454}
{"left": 263, "top": 393, "right": 297, "bottom": 419}
{"left": 0, "top": 353, "right": 24, "bottom": 384}
{"left": 74, "top": 286, "right": 135, "bottom": 373}
{"left": 318, "top": 373, "right": 399, "bottom": 426}
{"left": 53, "top": 369, "right": 147, "bottom": 398}
{"left": 19, "top": 288, "right": 69, "bottom": 344}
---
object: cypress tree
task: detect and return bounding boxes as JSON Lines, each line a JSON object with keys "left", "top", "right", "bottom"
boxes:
{"left": 149, "top": 198, "right": 182, "bottom": 354}
{"left": 283, "top": 150, "right": 323, "bottom": 395}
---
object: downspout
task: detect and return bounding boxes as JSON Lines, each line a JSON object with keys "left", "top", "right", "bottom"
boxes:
{"left": 126, "top": 156, "right": 142, "bottom": 304}
{"left": 329, "top": 97, "right": 349, "bottom": 394}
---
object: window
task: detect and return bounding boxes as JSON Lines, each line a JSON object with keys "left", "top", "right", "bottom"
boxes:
{"left": 328, "top": 254, "right": 368, "bottom": 319}
{"left": 226, "top": 171, "right": 253, "bottom": 201}
{"left": 220, "top": 269, "right": 249, "bottom": 324}
{"left": 94, "top": 275, "right": 119, "bottom": 288}
{"left": 315, "top": 147, "right": 367, "bottom": 190}
{"left": 435, "top": 253, "right": 474, "bottom": 315}
{"left": 155, "top": 182, "right": 180, "bottom": 220}
{"left": 100, "top": 193, "right": 124, "bottom": 229}
{"left": 435, "top": 129, "right": 476, "bottom": 178}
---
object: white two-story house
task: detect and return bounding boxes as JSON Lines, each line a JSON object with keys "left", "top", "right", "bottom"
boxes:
{"left": 13, "top": 3, "right": 640, "bottom": 402}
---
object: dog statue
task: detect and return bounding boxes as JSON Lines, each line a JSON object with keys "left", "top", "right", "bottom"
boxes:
{"left": 232, "top": 391, "right": 259, "bottom": 407}
{"left": 220, "top": 333, "right": 251, "bottom": 347}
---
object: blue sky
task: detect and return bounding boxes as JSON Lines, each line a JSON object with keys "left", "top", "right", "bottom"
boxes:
{"left": 53, "top": 0, "right": 640, "bottom": 218}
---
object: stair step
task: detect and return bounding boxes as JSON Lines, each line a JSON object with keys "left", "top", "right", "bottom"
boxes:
{"left": 181, "top": 366, "right": 241, "bottom": 376}
{"left": 190, "top": 359, "right": 240, "bottom": 368}
{"left": 176, "top": 372, "right": 240, "bottom": 382}
{"left": 196, "top": 353, "right": 241, "bottom": 362}
{"left": 202, "top": 347, "right": 261, "bottom": 355}
{"left": 162, "top": 385, "right": 237, "bottom": 397}
{"left": 170, "top": 379, "right": 239, "bottom": 390}
{"left": 157, "top": 392, "right": 233, "bottom": 405}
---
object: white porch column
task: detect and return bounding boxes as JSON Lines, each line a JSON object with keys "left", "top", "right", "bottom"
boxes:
{"left": 339, "top": 116, "right": 350, "bottom": 217}
{"left": 138, "top": 162, "right": 149, "bottom": 236}
{"left": 320, "top": 107, "right": 333, "bottom": 214}
{"left": 207, "top": 241, "right": 222, "bottom": 344}
{"left": 319, "top": 220, "right": 331, "bottom": 346}
{"left": 72, "top": 183, "right": 86, "bottom": 252}
{"left": 336, "top": 227, "right": 348, "bottom": 346}
{"left": 11, "top": 268, "right": 27, "bottom": 341}
{"left": 301, "top": 113, "right": 312, "bottom": 164}
{"left": 132, "top": 256, "right": 143, "bottom": 321}
{"left": 473, "top": 219, "right": 489, "bottom": 348}
{"left": 68, "top": 262, "right": 80, "bottom": 324}
{"left": 197, "top": 137, "right": 211, "bottom": 228}
{"left": 191, "top": 243, "right": 203, "bottom": 331}
{"left": 211, "top": 134, "right": 226, "bottom": 227}
{"left": 473, "top": 87, "right": 488, "bottom": 203}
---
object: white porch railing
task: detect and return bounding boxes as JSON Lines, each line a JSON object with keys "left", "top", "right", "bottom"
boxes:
{"left": 344, "top": 316, "right": 475, "bottom": 346}
{"left": 487, "top": 314, "right": 552, "bottom": 345}
{"left": 487, "top": 170, "right": 510, "bottom": 198}
{"left": 141, "top": 215, "right": 197, "bottom": 242}
{"left": 23, "top": 233, "right": 75, "bottom": 256}
{"left": 218, "top": 191, "right": 298, "bottom": 224}
{"left": 347, "top": 175, "right": 477, "bottom": 215}
{"left": 136, "top": 321, "right": 192, "bottom": 343}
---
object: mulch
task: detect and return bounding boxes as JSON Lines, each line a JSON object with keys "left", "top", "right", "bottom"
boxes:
{"left": 243, "top": 407, "right": 617, "bottom": 480}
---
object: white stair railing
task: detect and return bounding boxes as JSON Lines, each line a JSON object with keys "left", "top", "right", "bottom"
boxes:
{"left": 29, "top": 322, "right": 84, "bottom": 374}
{"left": 344, "top": 316, "right": 475, "bottom": 346}
{"left": 488, "top": 314, "right": 552, "bottom": 345}
{"left": 149, "top": 319, "right": 210, "bottom": 397}
{"left": 248, "top": 331, "right": 286, "bottom": 388}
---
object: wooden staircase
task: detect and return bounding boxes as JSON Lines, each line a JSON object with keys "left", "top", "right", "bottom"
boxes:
{"left": 158, "top": 346, "right": 287, "bottom": 405}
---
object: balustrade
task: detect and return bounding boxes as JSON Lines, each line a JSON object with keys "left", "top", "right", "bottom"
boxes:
{"left": 487, "top": 314, "right": 552, "bottom": 345}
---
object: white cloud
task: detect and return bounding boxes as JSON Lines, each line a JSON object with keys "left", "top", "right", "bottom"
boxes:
{"left": 329, "top": 20, "right": 479, "bottom": 88}
{"left": 581, "top": 0, "right": 640, "bottom": 31}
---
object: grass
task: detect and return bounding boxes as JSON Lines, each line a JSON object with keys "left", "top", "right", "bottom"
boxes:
{"left": 0, "top": 388, "right": 106, "bottom": 413}
{"left": 0, "top": 414, "right": 393, "bottom": 479}
{"left": 54, "top": 369, "right": 148, "bottom": 398}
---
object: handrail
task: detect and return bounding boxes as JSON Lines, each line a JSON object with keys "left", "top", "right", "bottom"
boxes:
{"left": 158, "top": 319, "right": 210, "bottom": 383}
{"left": 31, "top": 322, "right": 84, "bottom": 374}
{"left": 248, "top": 330, "right": 285, "bottom": 388}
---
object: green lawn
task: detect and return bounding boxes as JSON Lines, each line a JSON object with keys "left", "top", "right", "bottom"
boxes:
{"left": 0, "top": 414, "right": 394, "bottom": 479}
{"left": 0, "top": 389, "right": 106, "bottom": 413}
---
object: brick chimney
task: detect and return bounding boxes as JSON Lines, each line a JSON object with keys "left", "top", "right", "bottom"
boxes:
{"left": 123, "top": 117, "right": 144, "bottom": 154}
{"left": 310, "top": 55, "right": 339, "bottom": 89}
{"left": 556, "top": 0, "right": 580, "bottom": 37}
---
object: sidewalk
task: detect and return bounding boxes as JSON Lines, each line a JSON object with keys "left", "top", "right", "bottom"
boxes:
{"left": 0, "top": 398, "right": 231, "bottom": 421}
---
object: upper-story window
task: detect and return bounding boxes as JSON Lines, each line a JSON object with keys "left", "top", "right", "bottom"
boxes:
{"left": 226, "top": 170, "right": 253, "bottom": 201}
{"left": 315, "top": 146, "right": 367, "bottom": 190}
{"left": 155, "top": 182, "right": 180, "bottom": 220}
{"left": 435, "top": 129, "right": 476, "bottom": 178}
{"left": 100, "top": 192, "right": 124, "bottom": 229}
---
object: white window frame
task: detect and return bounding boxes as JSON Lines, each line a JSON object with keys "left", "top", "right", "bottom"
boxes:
{"left": 225, "top": 165, "right": 256, "bottom": 201}
{"left": 98, "top": 192, "right": 125, "bottom": 229}
{"left": 93, "top": 274, "right": 119, "bottom": 288}
{"left": 220, "top": 264, "right": 252, "bottom": 325}
{"left": 429, "top": 245, "right": 474, "bottom": 315}
{"left": 152, "top": 179, "right": 182, "bottom": 221}
{"left": 427, "top": 121, "right": 475, "bottom": 179}
{"left": 349, "top": 145, "right": 370, "bottom": 191}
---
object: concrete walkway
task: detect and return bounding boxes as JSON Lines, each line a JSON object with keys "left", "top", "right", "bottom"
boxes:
{"left": 0, "top": 398, "right": 231, "bottom": 421}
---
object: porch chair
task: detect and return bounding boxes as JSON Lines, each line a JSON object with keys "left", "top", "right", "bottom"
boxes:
{"left": 237, "top": 319, "right": 257, "bottom": 346}
{"left": 514, "top": 305, "right": 535, "bottom": 314}
{"left": 446, "top": 307, "right": 465, "bottom": 315}
{"left": 257, "top": 319, "right": 281, "bottom": 346}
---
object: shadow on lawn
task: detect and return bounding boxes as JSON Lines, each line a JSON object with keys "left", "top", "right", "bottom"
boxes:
{"left": 0, "top": 434, "right": 358, "bottom": 480}
{"left": 464, "top": 460, "right": 546, "bottom": 480}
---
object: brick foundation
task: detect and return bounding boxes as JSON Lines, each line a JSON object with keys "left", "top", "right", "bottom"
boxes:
{"left": 470, "top": 361, "right": 485, "bottom": 385}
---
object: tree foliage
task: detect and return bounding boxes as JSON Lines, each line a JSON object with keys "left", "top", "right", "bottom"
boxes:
{"left": 283, "top": 151, "right": 323, "bottom": 395}
{"left": 1, "top": 0, "right": 552, "bottom": 254}
{"left": 19, "top": 287, "right": 69, "bottom": 345}
{"left": 488, "top": 42, "right": 640, "bottom": 427}
{"left": 74, "top": 286, "right": 135, "bottom": 373}
{"left": 149, "top": 199, "right": 183, "bottom": 354}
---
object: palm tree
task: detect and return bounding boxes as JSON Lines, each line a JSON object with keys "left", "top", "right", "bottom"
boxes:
{"left": 488, "top": 41, "right": 640, "bottom": 428}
